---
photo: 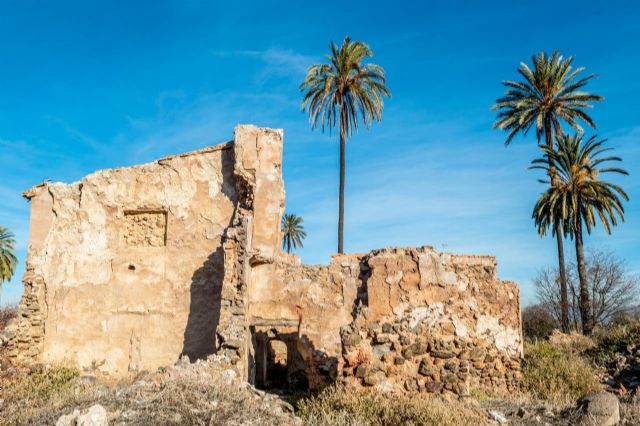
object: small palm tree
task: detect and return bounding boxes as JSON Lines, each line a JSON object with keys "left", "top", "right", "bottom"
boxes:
{"left": 0, "top": 226, "right": 18, "bottom": 288}
{"left": 492, "top": 51, "right": 603, "bottom": 332}
{"left": 531, "top": 134, "right": 628, "bottom": 335}
{"left": 281, "top": 214, "right": 307, "bottom": 254}
{"left": 300, "top": 37, "right": 390, "bottom": 254}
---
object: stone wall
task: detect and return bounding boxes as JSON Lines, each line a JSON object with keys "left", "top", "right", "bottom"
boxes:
{"left": 249, "top": 248, "right": 522, "bottom": 395}
{"left": 339, "top": 247, "right": 522, "bottom": 396}
{"left": 4, "top": 124, "right": 522, "bottom": 396}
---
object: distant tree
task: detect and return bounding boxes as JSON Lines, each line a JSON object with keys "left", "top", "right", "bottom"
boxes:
{"left": 492, "top": 51, "right": 603, "bottom": 332}
{"left": 281, "top": 214, "right": 307, "bottom": 254}
{"left": 534, "top": 251, "right": 640, "bottom": 331}
{"left": 0, "top": 226, "right": 18, "bottom": 290}
{"left": 523, "top": 303, "right": 559, "bottom": 339}
{"left": 300, "top": 37, "right": 390, "bottom": 254}
{"left": 532, "top": 134, "right": 628, "bottom": 334}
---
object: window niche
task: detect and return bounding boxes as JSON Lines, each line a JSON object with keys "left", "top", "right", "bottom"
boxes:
{"left": 122, "top": 209, "right": 167, "bottom": 247}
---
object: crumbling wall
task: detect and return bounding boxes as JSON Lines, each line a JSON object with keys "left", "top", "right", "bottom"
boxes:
{"left": 250, "top": 247, "right": 522, "bottom": 395}
{"left": 340, "top": 247, "right": 522, "bottom": 395}
{"left": 5, "top": 124, "right": 522, "bottom": 396}
{"left": 248, "top": 254, "right": 364, "bottom": 389}
{"left": 214, "top": 125, "right": 286, "bottom": 381}
{"left": 7, "top": 141, "right": 239, "bottom": 373}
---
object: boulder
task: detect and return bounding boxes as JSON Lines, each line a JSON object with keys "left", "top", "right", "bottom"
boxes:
{"left": 578, "top": 392, "right": 620, "bottom": 426}
{"left": 56, "top": 404, "right": 108, "bottom": 426}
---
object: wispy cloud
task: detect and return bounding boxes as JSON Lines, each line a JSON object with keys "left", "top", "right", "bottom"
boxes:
{"left": 213, "top": 48, "right": 318, "bottom": 84}
{"left": 47, "top": 117, "right": 104, "bottom": 152}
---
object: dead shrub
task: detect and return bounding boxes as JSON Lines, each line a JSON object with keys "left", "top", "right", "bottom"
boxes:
{"left": 0, "top": 305, "right": 17, "bottom": 330}
{"left": 547, "top": 330, "right": 595, "bottom": 354}
{"left": 522, "top": 304, "right": 558, "bottom": 339}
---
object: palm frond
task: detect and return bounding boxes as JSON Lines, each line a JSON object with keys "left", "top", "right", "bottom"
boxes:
{"left": 492, "top": 51, "right": 602, "bottom": 145}
{"left": 0, "top": 226, "right": 18, "bottom": 285}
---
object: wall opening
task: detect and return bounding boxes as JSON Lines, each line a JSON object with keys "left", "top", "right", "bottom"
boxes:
{"left": 251, "top": 326, "right": 309, "bottom": 391}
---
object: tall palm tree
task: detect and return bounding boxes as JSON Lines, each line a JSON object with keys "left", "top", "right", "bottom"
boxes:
{"left": 0, "top": 226, "right": 18, "bottom": 288}
{"left": 300, "top": 37, "right": 390, "bottom": 254}
{"left": 281, "top": 213, "right": 307, "bottom": 254}
{"left": 531, "top": 134, "right": 628, "bottom": 335}
{"left": 492, "top": 51, "right": 603, "bottom": 332}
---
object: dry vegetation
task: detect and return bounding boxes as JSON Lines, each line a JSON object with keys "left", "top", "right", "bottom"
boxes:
{"left": 520, "top": 340, "right": 599, "bottom": 404}
{"left": 1, "top": 302, "right": 639, "bottom": 425}
{"left": 297, "top": 385, "right": 490, "bottom": 426}
{"left": 0, "top": 305, "right": 16, "bottom": 330}
{"left": 0, "top": 359, "right": 299, "bottom": 425}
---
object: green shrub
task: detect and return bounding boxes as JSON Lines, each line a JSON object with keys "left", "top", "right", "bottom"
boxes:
{"left": 9, "top": 362, "right": 79, "bottom": 399}
{"left": 297, "top": 385, "right": 488, "bottom": 426}
{"left": 521, "top": 341, "right": 599, "bottom": 404}
{"left": 593, "top": 322, "right": 640, "bottom": 356}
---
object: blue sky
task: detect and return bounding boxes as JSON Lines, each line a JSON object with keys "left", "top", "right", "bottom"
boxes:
{"left": 1, "top": 0, "right": 639, "bottom": 306}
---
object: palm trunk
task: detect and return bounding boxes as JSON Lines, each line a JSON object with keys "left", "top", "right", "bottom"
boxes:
{"left": 574, "top": 218, "right": 593, "bottom": 334}
{"left": 338, "top": 132, "right": 345, "bottom": 254}
{"left": 545, "top": 121, "right": 569, "bottom": 332}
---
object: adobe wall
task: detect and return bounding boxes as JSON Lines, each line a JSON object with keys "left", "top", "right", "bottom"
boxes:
{"left": 4, "top": 124, "right": 522, "bottom": 396}
{"left": 4, "top": 125, "right": 285, "bottom": 375}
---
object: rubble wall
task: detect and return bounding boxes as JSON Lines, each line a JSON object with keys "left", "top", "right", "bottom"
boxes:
{"left": 251, "top": 247, "right": 523, "bottom": 395}
{"left": 341, "top": 247, "right": 522, "bottom": 395}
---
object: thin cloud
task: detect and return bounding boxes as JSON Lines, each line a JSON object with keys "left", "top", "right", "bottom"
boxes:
{"left": 213, "top": 48, "right": 318, "bottom": 83}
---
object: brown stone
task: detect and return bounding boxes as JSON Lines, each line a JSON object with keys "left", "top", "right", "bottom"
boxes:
{"left": 426, "top": 381, "right": 444, "bottom": 393}
{"left": 432, "top": 350, "right": 456, "bottom": 359}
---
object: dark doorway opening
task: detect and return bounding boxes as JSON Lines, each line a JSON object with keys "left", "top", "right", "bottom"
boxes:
{"left": 251, "top": 326, "right": 309, "bottom": 391}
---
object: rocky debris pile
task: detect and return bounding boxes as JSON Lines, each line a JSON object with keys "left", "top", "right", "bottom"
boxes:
{"left": 56, "top": 404, "right": 108, "bottom": 426}
{"left": 37, "top": 355, "right": 300, "bottom": 426}
{"left": 600, "top": 349, "right": 640, "bottom": 393}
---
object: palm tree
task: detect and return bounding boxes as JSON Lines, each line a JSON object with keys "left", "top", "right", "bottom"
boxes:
{"left": 492, "top": 51, "right": 603, "bottom": 332}
{"left": 0, "top": 226, "right": 18, "bottom": 288}
{"left": 300, "top": 37, "right": 390, "bottom": 254}
{"left": 281, "top": 214, "right": 307, "bottom": 254}
{"left": 531, "top": 134, "right": 628, "bottom": 334}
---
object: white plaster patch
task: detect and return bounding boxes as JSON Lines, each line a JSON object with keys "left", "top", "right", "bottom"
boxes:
{"left": 476, "top": 314, "right": 521, "bottom": 355}
{"left": 409, "top": 307, "right": 430, "bottom": 329}
{"left": 385, "top": 270, "right": 403, "bottom": 285}
{"left": 392, "top": 302, "right": 410, "bottom": 317}
{"left": 452, "top": 316, "right": 468, "bottom": 337}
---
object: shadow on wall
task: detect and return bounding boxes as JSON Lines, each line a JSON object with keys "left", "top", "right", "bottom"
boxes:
{"left": 250, "top": 327, "right": 339, "bottom": 392}
{"left": 181, "top": 147, "right": 236, "bottom": 361}
{"left": 181, "top": 246, "right": 224, "bottom": 360}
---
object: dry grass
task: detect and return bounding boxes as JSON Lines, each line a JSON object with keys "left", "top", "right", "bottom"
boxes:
{"left": 547, "top": 330, "right": 596, "bottom": 354}
{"left": 297, "top": 385, "right": 490, "bottom": 426}
{"left": 619, "top": 396, "right": 640, "bottom": 426}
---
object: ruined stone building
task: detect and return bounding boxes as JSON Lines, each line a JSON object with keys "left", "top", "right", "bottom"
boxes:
{"left": 4, "top": 125, "right": 523, "bottom": 395}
